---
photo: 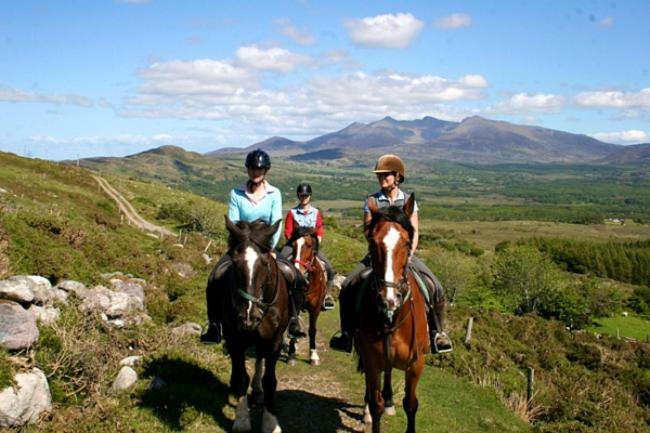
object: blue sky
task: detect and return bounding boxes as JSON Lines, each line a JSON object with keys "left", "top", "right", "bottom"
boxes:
{"left": 1, "top": 0, "right": 649, "bottom": 160}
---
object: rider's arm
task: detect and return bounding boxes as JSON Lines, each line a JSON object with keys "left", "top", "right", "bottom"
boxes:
{"left": 363, "top": 197, "right": 373, "bottom": 239}
{"left": 270, "top": 189, "right": 283, "bottom": 249}
{"left": 284, "top": 210, "right": 294, "bottom": 240}
{"left": 315, "top": 209, "right": 324, "bottom": 243}
{"left": 227, "top": 189, "right": 240, "bottom": 223}
{"left": 410, "top": 210, "right": 419, "bottom": 257}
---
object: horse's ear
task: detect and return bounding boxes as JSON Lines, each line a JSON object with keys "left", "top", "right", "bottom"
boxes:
{"left": 403, "top": 193, "right": 416, "bottom": 218}
{"left": 225, "top": 215, "right": 241, "bottom": 236}
{"left": 367, "top": 196, "right": 379, "bottom": 215}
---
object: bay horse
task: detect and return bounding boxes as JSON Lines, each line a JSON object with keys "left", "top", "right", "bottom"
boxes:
{"left": 217, "top": 217, "right": 289, "bottom": 433}
{"left": 285, "top": 226, "right": 328, "bottom": 366}
{"left": 356, "top": 194, "right": 429, "bottom": 433}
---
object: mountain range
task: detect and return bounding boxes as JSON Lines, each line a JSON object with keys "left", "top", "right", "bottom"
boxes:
{"left": 209, "top": 115, "right": 649, "bottom": 165}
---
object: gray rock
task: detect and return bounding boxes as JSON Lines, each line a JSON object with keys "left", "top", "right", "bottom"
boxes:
{"left": 20, "top": 276, "right": 52, "bottom": 305}
{"left": 0, "top": 278, "right": 34, "bottom": 304}
{"left": 171, "top": 322, "right": 202, "bottom": 338}
{"left": 100, "top": 271, "right": 123, "bottom": 280}
{"left": 80, "top": 285, "right": 142, "bottom": 317}
{"left": 0, "top": 368, "right": 51, "bottom": 427}
{"left": 51, "top": 289, "right": 69, "bottom": 305}
{"left": 55, "top": 280, "right": 88, "bottom": 300}
{"left": 119, "top": 356, "right": 142, "bottom": 367}
{"left": 27, "top": 305, "right": 60, "bottom": 325}
{"left": 0, "top": 301, "right": 39, "bottom": 350}
{"left": 111, "top": 366, "right": 138, "bottom": 392}
{"left": 109, "top": 279, "right": 145, "bottom": 307}
{"left": 172, "top": 262, "right": 194, "bottom": 279}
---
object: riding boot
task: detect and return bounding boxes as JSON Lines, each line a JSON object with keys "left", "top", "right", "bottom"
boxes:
{"left": 428, "top": 301, "right": 452, "bottom": 354}
{"left": 322, "top": 277, "right": 336, "bottom": 311}
{"left": 329, "top": 282, "right": 354, "bottom": 352}
{"left": 288, "top": 272, "right": 307, "bottom": 339}
{"left": 201, "top": 276, "right": 223, "bottom": 345}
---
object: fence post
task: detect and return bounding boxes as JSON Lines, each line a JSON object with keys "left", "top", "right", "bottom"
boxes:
{"left": 527, "top": 367, "right": 535, "bottom": 403}
{"left": 464, "top": 317, "right": 474, "bottom": 346}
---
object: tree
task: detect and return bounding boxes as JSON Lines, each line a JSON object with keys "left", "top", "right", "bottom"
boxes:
{"left": 493, "top": 246, "right": 564, "bottom": 315}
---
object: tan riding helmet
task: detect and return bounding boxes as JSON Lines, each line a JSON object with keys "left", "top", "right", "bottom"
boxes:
{"left": 373, "top": 154, "right": 406, "bottom": 183}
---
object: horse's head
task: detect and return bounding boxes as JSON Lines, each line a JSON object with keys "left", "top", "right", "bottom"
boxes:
{"left": 225, "top": 216, "right": 281, "bottom": 332}
{"left": 366, "top": 194, "right": 416, "bottom": 323}
{"left": 287, "top": 226, "right": 319, "bottom": 275}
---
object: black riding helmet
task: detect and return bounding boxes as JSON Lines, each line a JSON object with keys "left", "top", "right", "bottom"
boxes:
{"left": 296, "top": 183, "right": 312, "bottom": 196}
{"left": 245, "top": 149, "right": 271, "bottom": 170}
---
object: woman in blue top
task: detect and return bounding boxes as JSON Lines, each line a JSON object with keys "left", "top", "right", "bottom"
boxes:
{"left": 201, "top": 149, "right": 305, "bottom": 344}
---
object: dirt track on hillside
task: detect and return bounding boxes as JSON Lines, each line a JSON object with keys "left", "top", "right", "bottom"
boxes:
{"left": 92, "top": 174, "right": 175, "bottom": 238}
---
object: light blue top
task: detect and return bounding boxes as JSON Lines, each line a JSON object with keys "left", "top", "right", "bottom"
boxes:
{"left": 227, "top": 182, "right": 283, "bottom": 248}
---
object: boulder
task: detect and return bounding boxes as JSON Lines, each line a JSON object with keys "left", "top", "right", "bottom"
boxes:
{"left": 119, "top": 356, "right": 142, "bottom": 367}
{"left": 171, "top": 322, "right": 202, "bottom": 338}
{"left": 109, "top": 279, "right": 144, "bottom": 308}
{"left": 111, "top": 366, "right": 138, "bottom": 392}
{"left": 27, "top": 305, "right": 60, "bottom": 325}
{"left": 20, "top": 276, "right": 52, "bottom": 305}
{"left": 54, "top": 280, "right": 88, "bottom": 300}
{"left": 0, "top": 301, "right": 39, "bottom": 350}
{"left": 0, "top": 368, "right": 51, "bottom": 427}
{"left": 0, "top": 278, "right": 34, "bottom": 304}
{"left": 80, "top": 285, "right": 142, "bottom": 318}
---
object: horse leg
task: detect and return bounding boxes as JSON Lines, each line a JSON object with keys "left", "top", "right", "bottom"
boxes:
{"left": 230, "top": 347, "right": 252, "bottom": 432}
{"left": 403, "top": 356, "right": 424, "bottom": 433}
{"left": 287, "top": 337, "right": 297, "bottom": 366}
{"left": 250, "top": 357, "right": 265, "bottom": 406}
{"left": 364, "top": 369, "right": 384, "bottom": 433}
{"left": 382, "top": 369, "right": 395, "bottom": 416}
{"left": 309, "top": 310, "right": 320, "bottom": 366}
{"left": 261, "top": 351, "right": 282, "bottom": 433}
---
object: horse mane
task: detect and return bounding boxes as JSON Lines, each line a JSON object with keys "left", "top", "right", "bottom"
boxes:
{"left": 228, "top": 219, "right": 275, "bottom": 253}
{"left": 284, "top": 226, "right": 319, "bottom": 254}
{"left": 367, "top": 206, "right": 414, "bottom": 245}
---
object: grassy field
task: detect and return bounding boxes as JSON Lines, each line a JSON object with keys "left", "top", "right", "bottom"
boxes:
{"left": 588, "top": 315, "right": 650, "bottom": 341}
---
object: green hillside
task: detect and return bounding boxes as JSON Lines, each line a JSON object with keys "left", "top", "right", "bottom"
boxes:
{"left": 1, "top": 151, "right": 649, "bottom": 432}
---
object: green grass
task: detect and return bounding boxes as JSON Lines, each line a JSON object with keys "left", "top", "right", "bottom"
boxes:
{"left": 588, "top": 315, "right": 650, "bottom": 341}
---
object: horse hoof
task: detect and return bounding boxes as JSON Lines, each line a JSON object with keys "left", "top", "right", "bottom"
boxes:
{"left": 384, "top": 405, "right": 396, "bottom": 416}
{"left": 310, "top": 358, "right": 320, "bottom": 366}
{"left": 288, "top": 358, "right": 296, "bottom": 366}
{"left": 262, "top": 408, "right": 282, "bottom": 433}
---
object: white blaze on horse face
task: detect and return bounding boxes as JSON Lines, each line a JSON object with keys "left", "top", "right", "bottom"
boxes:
{"left": 244, "top": 246, "right": 259, "bottom": 289}
{"left": 294, "top": 237, "right": 305, "bottom": 269}
{"left": 383, "top": 226, "right": 401, "bottom": 308}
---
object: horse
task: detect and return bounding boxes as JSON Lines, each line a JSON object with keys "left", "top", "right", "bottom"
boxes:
{"left": 285, "top": 226, "right": 328, "bottom": 366}
{"left": 355, "top": 194, "right": 429, "bottom": 433}
{"left": 214, "top": 217, "right": 289, "bottom": 433}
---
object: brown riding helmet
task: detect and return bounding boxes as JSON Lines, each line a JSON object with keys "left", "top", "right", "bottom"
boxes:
{"left": 373, "top": 154, "right": 406, "bottom": 183}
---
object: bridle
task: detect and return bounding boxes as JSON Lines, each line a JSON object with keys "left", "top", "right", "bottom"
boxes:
{"left": 233, "top": 241, "right": 281, "bottom": 313}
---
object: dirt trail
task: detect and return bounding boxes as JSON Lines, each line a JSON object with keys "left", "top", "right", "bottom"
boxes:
{"left": 92, "top": 174, "right": 175, "bottom": 237}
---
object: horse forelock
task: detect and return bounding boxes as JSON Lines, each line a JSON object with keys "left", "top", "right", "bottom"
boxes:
{"left": 286, "top": 226, "right": 319, "bottom": 255}
{"left": 228, "top": 219, "right": 274, "bottom": 253}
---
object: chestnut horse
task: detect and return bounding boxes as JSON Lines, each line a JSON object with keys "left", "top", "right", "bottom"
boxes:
{"left": 356, "top": 194, "right": 429, "bottom": 433}
{"left": 215, "top": 217, "right": 289, "bottom": 433}
{"left": 285, "top": 226, "right": 328, "bottom": 366}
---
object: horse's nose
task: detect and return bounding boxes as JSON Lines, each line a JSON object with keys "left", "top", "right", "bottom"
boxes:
{"left": 385, "top": 297, "right": 397, "bottom": 311}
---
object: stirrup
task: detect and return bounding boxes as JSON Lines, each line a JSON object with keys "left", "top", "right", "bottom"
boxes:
{"left": 322, "top": 295, "right": 335, "bottom": 311}
{"left": 288, "top": 317, "right": 306, "bottom": 339}
{"left": 432, "top": 332, "right": 453, "bottom": 354}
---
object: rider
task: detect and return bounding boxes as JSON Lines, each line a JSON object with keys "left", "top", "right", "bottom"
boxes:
{"left": 200, "top": 149, "right": 306, "bottom": 344}
{"left": 279, "top": 183, "right": 336, "bottom": 310}
{"left": 329, "top": 154, "right": 453, "bottom": 354}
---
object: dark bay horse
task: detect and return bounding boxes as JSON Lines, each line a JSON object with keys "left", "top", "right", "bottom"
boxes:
{"left": 356, "top": 194, "right": 429, "bottom": 433}
{"left": 285, "top": 226, "right": 328, "bottom": 366}
{"left": 217, "top": 217, "right": 289, "bottom": 433}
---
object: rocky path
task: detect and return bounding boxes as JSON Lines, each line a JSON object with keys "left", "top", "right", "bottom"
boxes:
{"left": 92, "top": 174, "right": 175, "bottom": 237}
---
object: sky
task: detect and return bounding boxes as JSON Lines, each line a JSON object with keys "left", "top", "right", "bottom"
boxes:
{"left": 1, "top": 0, "right": 649, "bottom": 161}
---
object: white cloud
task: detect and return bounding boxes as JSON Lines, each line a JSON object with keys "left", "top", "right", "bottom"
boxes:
{"left": 575, "top": 88, "right": 650, "bottom": 109}
{"left": 0, "top": 85, "right": 93, "bottom": 107}
{"left": 345, "top": 13, "right": 424, "bottom": 48}
{"left": 276, "top": 19, "right": 315, "bottom": 45}
{"left": 488, "top": 93, "right": 565, "bottom": 114}
{"left": 599, "top": 17, "right": 614, "bottom": 27}
{"left": 592, "top": 130, "right": 649, "bottom": 143}
{"left": 235, "top": 45, "right": 310, "bottom": 72}
{"left": 137, "top": 59, "right": 256, "bottom": 98}
{"left": 434, "top": 13, "right": 472, "bottom": 29}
